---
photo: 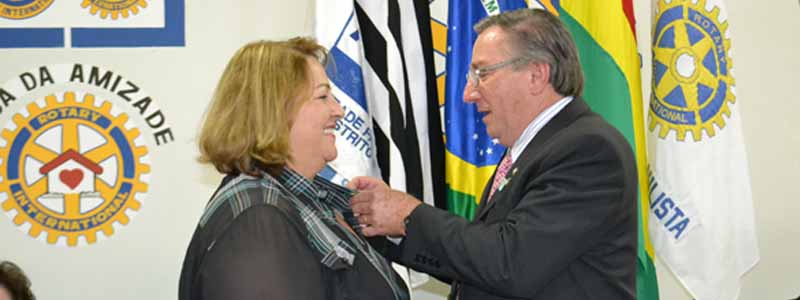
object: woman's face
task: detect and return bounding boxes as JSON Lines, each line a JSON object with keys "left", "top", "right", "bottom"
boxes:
{"left": 288, "top": 58, "right": 344, "bottom": 176}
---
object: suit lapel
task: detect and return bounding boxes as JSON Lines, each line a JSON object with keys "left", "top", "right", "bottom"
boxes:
{"left": 473, "top": 97, "right": 591, "bottom": 221}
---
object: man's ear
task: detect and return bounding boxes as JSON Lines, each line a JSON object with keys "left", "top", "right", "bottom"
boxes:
{"left": 529, "top": 62, "right": 550, "bottom": 96}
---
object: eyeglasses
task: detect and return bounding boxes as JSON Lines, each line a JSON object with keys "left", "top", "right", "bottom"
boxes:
{"left": 466, "top": 57, "right": 529, "bottom": 88}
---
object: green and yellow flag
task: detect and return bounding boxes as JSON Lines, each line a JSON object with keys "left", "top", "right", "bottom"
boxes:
{"left": 434, "top": 0, "right": 530, "bottom": 221}
{"left": 557, "top": 1, "right": 659, "bottom": 299}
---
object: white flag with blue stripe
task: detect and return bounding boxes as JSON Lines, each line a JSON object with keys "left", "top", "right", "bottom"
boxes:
{"left": 315, "top": 3, "right": 381, "bottom": 186}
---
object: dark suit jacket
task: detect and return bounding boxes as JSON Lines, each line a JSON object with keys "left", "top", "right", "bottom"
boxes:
{"left": 387, "top": 98, "right": 638, "bottom": 299}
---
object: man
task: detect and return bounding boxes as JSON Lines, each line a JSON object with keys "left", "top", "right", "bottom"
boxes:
{"left": 350, "top": 9, "right": 637, "bottom": 300}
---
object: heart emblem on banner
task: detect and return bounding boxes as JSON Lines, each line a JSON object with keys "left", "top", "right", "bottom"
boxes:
{"left": 59, "top": 169, "right": 84, "bottom": 189}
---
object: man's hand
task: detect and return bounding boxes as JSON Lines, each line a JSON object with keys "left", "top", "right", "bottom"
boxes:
{"left": 347, "top": 176, "right": 422, "bottom": 237}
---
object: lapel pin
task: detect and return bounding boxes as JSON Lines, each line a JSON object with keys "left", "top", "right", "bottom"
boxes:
{"left": 498, "top": 178, "right": 510, "bottom": 192}
{"left": 499, "top": 168, "right": 518, "bottom": 192}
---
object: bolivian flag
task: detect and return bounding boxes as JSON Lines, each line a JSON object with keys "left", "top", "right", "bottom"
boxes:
{"left": 557, "top": 1, "right": 659, "bottom": 299}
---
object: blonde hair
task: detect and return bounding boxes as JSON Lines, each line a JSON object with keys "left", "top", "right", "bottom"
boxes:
{"left": 198, "top": 38, "right": 329, "bottom": 175}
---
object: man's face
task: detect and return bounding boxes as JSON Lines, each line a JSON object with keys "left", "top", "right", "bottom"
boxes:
{"left": 463, "top": 26, "right": 531, "bottom": 147}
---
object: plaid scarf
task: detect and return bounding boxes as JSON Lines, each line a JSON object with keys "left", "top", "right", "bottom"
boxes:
{"left": 200, "top": 167, "right": 408, "bottom": 300}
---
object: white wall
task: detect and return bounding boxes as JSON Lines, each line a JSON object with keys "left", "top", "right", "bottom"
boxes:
{"left": 0, "top": 1, "right": 797, "bottom": 300}
{"left": 0, "top": 1, "right": 313, "bottom": 299}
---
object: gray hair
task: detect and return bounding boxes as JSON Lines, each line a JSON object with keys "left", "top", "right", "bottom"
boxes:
{"left": 475, "top": 9, "right": 584, "bottom": 97}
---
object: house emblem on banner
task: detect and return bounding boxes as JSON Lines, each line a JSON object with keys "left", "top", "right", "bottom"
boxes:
{"left": 37, "top": 149, "right": 105, "bottom": 214}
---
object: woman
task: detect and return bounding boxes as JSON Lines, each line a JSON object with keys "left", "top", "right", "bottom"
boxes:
{"left": 178, "top": 38, "right": 408, "bottom": 300}
{"left": 0, "top": 261, "right": 35, "bottom": 300}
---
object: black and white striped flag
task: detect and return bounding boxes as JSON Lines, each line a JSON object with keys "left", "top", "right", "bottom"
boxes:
{"left": 315, "top": 0, "right": 446, "bottom": 290}
{"left": 353, "top": 0, "right": 445, "bottom": 208}
{"left": 315, "top": 0, "right": 445, "bottom": 210}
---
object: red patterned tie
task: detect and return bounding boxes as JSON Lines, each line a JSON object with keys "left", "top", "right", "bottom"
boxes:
{"left": 488, "top": 154, "right": 513, "bottom": 201}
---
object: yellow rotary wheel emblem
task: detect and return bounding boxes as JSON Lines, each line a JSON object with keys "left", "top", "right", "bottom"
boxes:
{"left": 0, "top": 0, "right": 54, "bottom": 20}
{"left": 0, "top": 91, "right": 149, "bottom": 246}
{"left": 81, "top": 0, "right": 148, "bottom": 20}
{"left": 650, "top": 0, "right": 735, "bottom": 141}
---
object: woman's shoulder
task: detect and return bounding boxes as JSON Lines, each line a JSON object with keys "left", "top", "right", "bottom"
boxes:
{"left": 200, "top": 173, "right": 300, "bottom": 229}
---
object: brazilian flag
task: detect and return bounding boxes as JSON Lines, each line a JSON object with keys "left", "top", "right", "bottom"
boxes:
{"left": 443, "top": 0, "right": 529, "bottom": 221}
